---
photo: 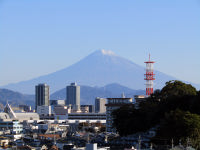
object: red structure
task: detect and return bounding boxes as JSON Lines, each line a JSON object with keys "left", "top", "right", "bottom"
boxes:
{"left": 144, "top": 54, "right": 155, "bottom": 96}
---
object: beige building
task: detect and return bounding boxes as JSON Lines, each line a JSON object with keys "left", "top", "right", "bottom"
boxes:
{"left": 95, "top": 97, "right": 106, "bottom": 113}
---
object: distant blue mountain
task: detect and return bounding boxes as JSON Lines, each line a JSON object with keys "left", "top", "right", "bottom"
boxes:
{"left": 2, "top": 49, "right": 198, "bottom": 94}
{"left": 0, "top": 89, "right": 34, "bottom": 107}
{"left": 51, "top": 83, "right": 145, "bottom": 105}
{"left": 0, "top": 83, "right": 145, "bottom": 107}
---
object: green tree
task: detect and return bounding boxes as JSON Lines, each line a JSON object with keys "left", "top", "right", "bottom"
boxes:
{"left": 112, "top": 80, "right": 198, "bottom": 135}
{"left": 160, "top": 80, "right": 197, "bottom": 99}
{"left": 112, "top": 105, "right": 135, "bottom": 136}
{"left": 154, "top": 109, "right": 200, "bottom": 149}
{"left": 112, "top": 80, "right": 199, "bottom": 145}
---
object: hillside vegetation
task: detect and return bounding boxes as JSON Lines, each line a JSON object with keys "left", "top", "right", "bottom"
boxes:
{"left": 112, "top": 80, "right": 200, "bottom": 149}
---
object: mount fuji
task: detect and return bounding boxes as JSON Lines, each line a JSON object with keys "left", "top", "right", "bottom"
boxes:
{"left": 2, "top": 50, "right": 183, "bottom": 94}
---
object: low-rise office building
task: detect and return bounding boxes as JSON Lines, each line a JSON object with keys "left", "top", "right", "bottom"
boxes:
{"left": 68, "top": 113, "right": 106, "bottom": 120}
{"left": 0, "top": 120, "right": 23, "bottom": 134}
{"left": 37, "top": 105, "right": 52, "bottom": 115}
{"left": 106, "top": 97, "right": 133, "bottom": 132}
{"left": 80, "top": 105, "right": 95, "bottom": 113}
{"left": 50, "top": 100, "right": 65, "bottom": 106}
{"left": 18, "top": 105, "right": 32, "bottom": 112}
{"left": 54, "top": 105, "right": 69, "bottom": 120}
{"left": 134, "top": 95, "right": 148, "bottom": 109}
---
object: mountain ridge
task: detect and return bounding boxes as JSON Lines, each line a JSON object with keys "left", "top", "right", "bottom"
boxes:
{"left": 0, "top": 83, "right": 145, "bottom": 107}
{"left": 2, "top": 49, "right": 198, "bottom": 94}
{"left": 0, "top": 88, "right": 35, "bottom": 107}
{"left": 51, "top": 83, "right": 145, "bottom": 105}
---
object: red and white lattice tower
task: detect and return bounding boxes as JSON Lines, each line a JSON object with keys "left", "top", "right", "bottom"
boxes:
{"left": 144, "top": 54, "right": 155, "bottom": 96}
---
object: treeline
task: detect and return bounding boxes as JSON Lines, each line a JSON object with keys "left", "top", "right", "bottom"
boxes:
{"left": 112, "top": 80, "right": 200, "bottom": 149}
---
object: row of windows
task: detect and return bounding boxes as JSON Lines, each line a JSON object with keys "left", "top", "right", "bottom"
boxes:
{"left": 68, "top": 118, "right": 105, "bottom": 120}
{"left": 69, "top": 114, "right": 106, "bottom": 117}
{"left": 107, "top": 107, "right": 120, "bottom": 110}
{"left": 13, "top": 127, "right": 23, "bottom": 129}
{"left": 108, "top": 99, "right": 132, "bottom": 104}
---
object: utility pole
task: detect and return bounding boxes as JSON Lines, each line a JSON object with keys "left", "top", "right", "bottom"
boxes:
{"left": 171, "top": 139, "right": 174, "bottom": 149}
{"left": 150, "top": 143, "right": 153, "bottom": 150}
{"left": 138, "top": 135, "right": 141, "bottom": 150}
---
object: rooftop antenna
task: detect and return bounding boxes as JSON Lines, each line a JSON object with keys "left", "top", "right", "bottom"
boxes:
{"left": 171, "top": 139, "right": 174, "bottom": 149}
{"left": 179, "top": 139, "right": 182, "bottom": 146}
{"left": 121, "top": 92, "right": 125, "bottom": 98}
{"left": 138, "top": 135, "right": 141, "bottom": 150}
{"left": 149, "top": 53, "right": 151, "bottom": 61}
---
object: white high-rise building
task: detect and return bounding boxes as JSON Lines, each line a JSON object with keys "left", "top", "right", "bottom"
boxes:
{"left": 95, "top": 97, "right": 106, "bottom": 113}
{"left": 66, "top": 82, "right": 80, "bottom": 111}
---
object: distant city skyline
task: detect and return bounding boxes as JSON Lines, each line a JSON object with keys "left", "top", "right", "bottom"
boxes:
{"left": 1, "top": 0, "right": 200, "bottom": 86}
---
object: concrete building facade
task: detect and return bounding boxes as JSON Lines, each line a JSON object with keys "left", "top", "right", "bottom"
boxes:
{"left": 95, "top": 97, "right": 106, "bottom": 113}
{"left": 68, "top": 113, "right": 106, "bottom": 120}
{"left": 0, "top": 120, "right": 23, "bottom": 134}
{"left": 37, "top": 106, "right": 52, "bottom": 115}
{"left": 81, "top": 105, "right": 95, "bottom": 113}
{"left": 54, "top": 105, "right": 69, "bottom": 120}
{"left": 35, "top": 83, "right": 50, "bottom": 110}
{"left": 66, "top": 82, "right": 80, "bottom": 111}
{"left": 50, "top": 100, "right": 65, "bottom": 106}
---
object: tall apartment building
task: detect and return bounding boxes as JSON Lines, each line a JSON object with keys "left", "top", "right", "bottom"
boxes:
{"left": 106, "top": 97, "right": 133, "bottom": 132}
{"left": 66, "top": 82, "right": 80, "bottom": 111}
{"left": 35, "top": 83, "right": 50, "bottom": 110}
{"left": 95, "top": 97, "right": 106, "bottom": 113}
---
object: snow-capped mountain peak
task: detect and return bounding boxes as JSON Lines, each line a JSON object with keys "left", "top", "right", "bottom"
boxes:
{"left": 100, "top": 49, "right": 116, "bottom": 56}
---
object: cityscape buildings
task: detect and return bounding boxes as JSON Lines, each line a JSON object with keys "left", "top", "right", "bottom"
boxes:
{"left": 18, "top": 105, "right": 32, "bottom": 112}
{"left": 0, "top": 54, "right": 158, "bottom": 149}
{"left": 0, "top": 120, "right": 23, "bottom": 134}
{"left": 50, "top": 99, "right": 65, "bottom": 106}
{"left": 81, "top": 105, "right": 95, "bottom": 113}
{"left": 1, "top": 79, "right": 193, "bottom": 148}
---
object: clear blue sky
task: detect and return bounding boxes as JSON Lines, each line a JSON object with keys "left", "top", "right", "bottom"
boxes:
{"left": 0, "top": 0, "right": 200, "bottom": 86}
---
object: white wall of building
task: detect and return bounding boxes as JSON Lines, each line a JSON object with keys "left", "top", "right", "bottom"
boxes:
{"left": 37, "top": 106, "right": 52, "bottom": 115}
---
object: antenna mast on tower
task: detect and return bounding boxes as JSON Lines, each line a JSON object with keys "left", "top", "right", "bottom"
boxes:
{"left": 144, "top": 54, "right": 155, "bottom": 96}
